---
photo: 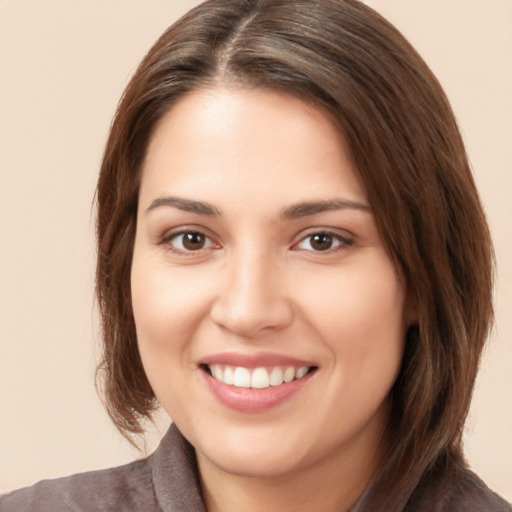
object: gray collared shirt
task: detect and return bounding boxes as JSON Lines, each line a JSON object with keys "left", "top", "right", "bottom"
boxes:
{"left": 1, "top": 423, "right": 510, "bottom": 511}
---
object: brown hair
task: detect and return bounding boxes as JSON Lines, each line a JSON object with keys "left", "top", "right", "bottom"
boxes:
{"left": 95, "top": 0, "right": 494, "bottom": 507}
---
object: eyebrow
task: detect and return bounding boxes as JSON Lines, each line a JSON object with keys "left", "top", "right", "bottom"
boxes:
{"left": 145, "top": 196, "right": 222, "bottom": 216}
{"left": 281, "top": 199, "right": 371, "bottom": 219}
{"left": 145, "top": 196, "right": 371, "bottom": 219}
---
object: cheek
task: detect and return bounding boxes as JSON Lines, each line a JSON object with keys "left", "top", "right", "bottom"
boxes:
{"left": 130, "top": 252, "right": 213, "bottom": 375}
{"left": 296, "top": 254, "right": 407, "bottom": 376}
{"left": 130, "top": 257, "right": 216, "bottom": 422}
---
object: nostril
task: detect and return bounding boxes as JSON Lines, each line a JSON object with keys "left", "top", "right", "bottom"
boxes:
{"left": 210, "top": 295, "right": 294, "bottom": 339}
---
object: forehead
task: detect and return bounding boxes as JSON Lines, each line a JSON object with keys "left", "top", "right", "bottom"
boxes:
{"left": 140, "top": 86, "right": 368, "bottom": 210}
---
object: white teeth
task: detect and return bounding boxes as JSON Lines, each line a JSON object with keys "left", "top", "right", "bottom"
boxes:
{"left": 283, "top": 367, "right": 295, "bottom": 383}
{"left": 251, "top": 367, "right": 270, "bottom": 389}
{"left": 269, "top": 367, "right": 283, "bottom": 386}
{"left": 211, "top": 364, "right": 223, "bottom": 381}
{"left": 207, "top": 364, "right": 312, "bottom": 389}
{"left": 223, "top": 366, "right": 234, "bottom": 385}
{"left": 233, "top": 367, "right": 251, "bottom": 388}
{"left": 296, "top": 366, "right": 308, "bottom": 379}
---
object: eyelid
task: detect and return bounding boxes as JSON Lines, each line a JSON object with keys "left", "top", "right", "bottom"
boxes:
{"left": 156, "top": 225, "right": 354, "bottom": 255}
{"left": 159, "top": 226, "right": 221, "bottom": 254}
{"left": 292, "top": 228, "right": 354, "bottom": 252}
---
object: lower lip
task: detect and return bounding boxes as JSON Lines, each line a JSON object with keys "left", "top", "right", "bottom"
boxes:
{"left": 202, "top": 369, "right": 315, "bottom": 413}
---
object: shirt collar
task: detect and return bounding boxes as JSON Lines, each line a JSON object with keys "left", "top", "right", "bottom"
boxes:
{"left": 150, "top": 423, "right": 206, "bottom": 512}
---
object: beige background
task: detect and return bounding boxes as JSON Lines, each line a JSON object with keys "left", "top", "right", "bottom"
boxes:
{"left": 1, "top": 0, "right": 511, "bottom": 500}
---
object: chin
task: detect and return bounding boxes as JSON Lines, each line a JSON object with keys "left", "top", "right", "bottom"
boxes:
{"left": 183, "top": 420, "right": 312, "bottom": 478}
{"left": 197, "top": 442, "right": 309, "bottom": 479}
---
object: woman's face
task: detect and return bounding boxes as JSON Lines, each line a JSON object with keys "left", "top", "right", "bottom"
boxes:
{"left": 131, "top": 87, "right": 411, "bottom": 479}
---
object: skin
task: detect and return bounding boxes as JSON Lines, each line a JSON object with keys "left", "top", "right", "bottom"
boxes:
{"left": 131, "top": 87, "right": 413, "bottom": 512}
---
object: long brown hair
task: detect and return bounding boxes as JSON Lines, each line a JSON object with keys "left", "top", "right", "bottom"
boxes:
{"left": 95, "top": 0, "right": 494, "bottom": 508}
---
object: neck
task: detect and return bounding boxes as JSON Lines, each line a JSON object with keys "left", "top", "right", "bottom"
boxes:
{"left": 197, "top": 416, "right": 388, "bottom": 512}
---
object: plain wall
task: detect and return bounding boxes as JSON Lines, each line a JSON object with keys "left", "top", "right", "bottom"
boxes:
{"left": 1, "top": 0, "right": 511, "bottom": 500}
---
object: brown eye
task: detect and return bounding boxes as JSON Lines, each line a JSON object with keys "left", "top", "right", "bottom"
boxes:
{"left": 310, "top": 233, "right": 333, "bottom": 251}
{"left": 167, "top": 231, "right": 214, "bottom": 252}
{"left": 295, "top": 231, "right": 352, "bottom": 253}
{"left": 182, "top": 232, "right": 206, "bottom": 250}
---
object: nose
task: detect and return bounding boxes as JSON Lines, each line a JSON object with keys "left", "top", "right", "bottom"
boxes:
{"left": 210, "top": 250, "right": 294, "bottom": 339}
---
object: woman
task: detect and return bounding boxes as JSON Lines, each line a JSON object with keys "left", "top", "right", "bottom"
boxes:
{"left": 2, "top": 0, "right": 510, "bottom": 510}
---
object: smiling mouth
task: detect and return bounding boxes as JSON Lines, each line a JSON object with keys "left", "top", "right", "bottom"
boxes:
{"left": 202, "top": 364, "right": 317, "bottom": 389}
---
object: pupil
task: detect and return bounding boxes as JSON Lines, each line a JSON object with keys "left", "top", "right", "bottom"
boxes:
{"left": 183, "top": 232, "right": 204, "bottom": 250}
{"left": 311, "top": 233, "right": 332, "bottom": 251}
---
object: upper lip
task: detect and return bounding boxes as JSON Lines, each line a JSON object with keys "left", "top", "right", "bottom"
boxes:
{"left": 200, "top": 351, "right": 317, "bottom": 369}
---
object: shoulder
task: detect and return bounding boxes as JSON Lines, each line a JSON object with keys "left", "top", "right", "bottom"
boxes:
{"left": 0, "top": 424, "right": 205, "bottom": 512}
{"left": 0, "top": 457, "right": 160, "bottom": 512}
{"left": 407, "top": 466, "right": 512, "bottom": 512}
{"left": 446, "top": 470, "right": 512, "bottom": 512}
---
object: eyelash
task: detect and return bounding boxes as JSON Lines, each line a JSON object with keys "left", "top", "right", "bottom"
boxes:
{"left": 159, "top": 228, "right": 353, "bottom": 255}
{"left": 293, "top": 230, "right": 354, "bottom": 253}
{"left": 160, "top": 229, "right": 218, "bottom": 255}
